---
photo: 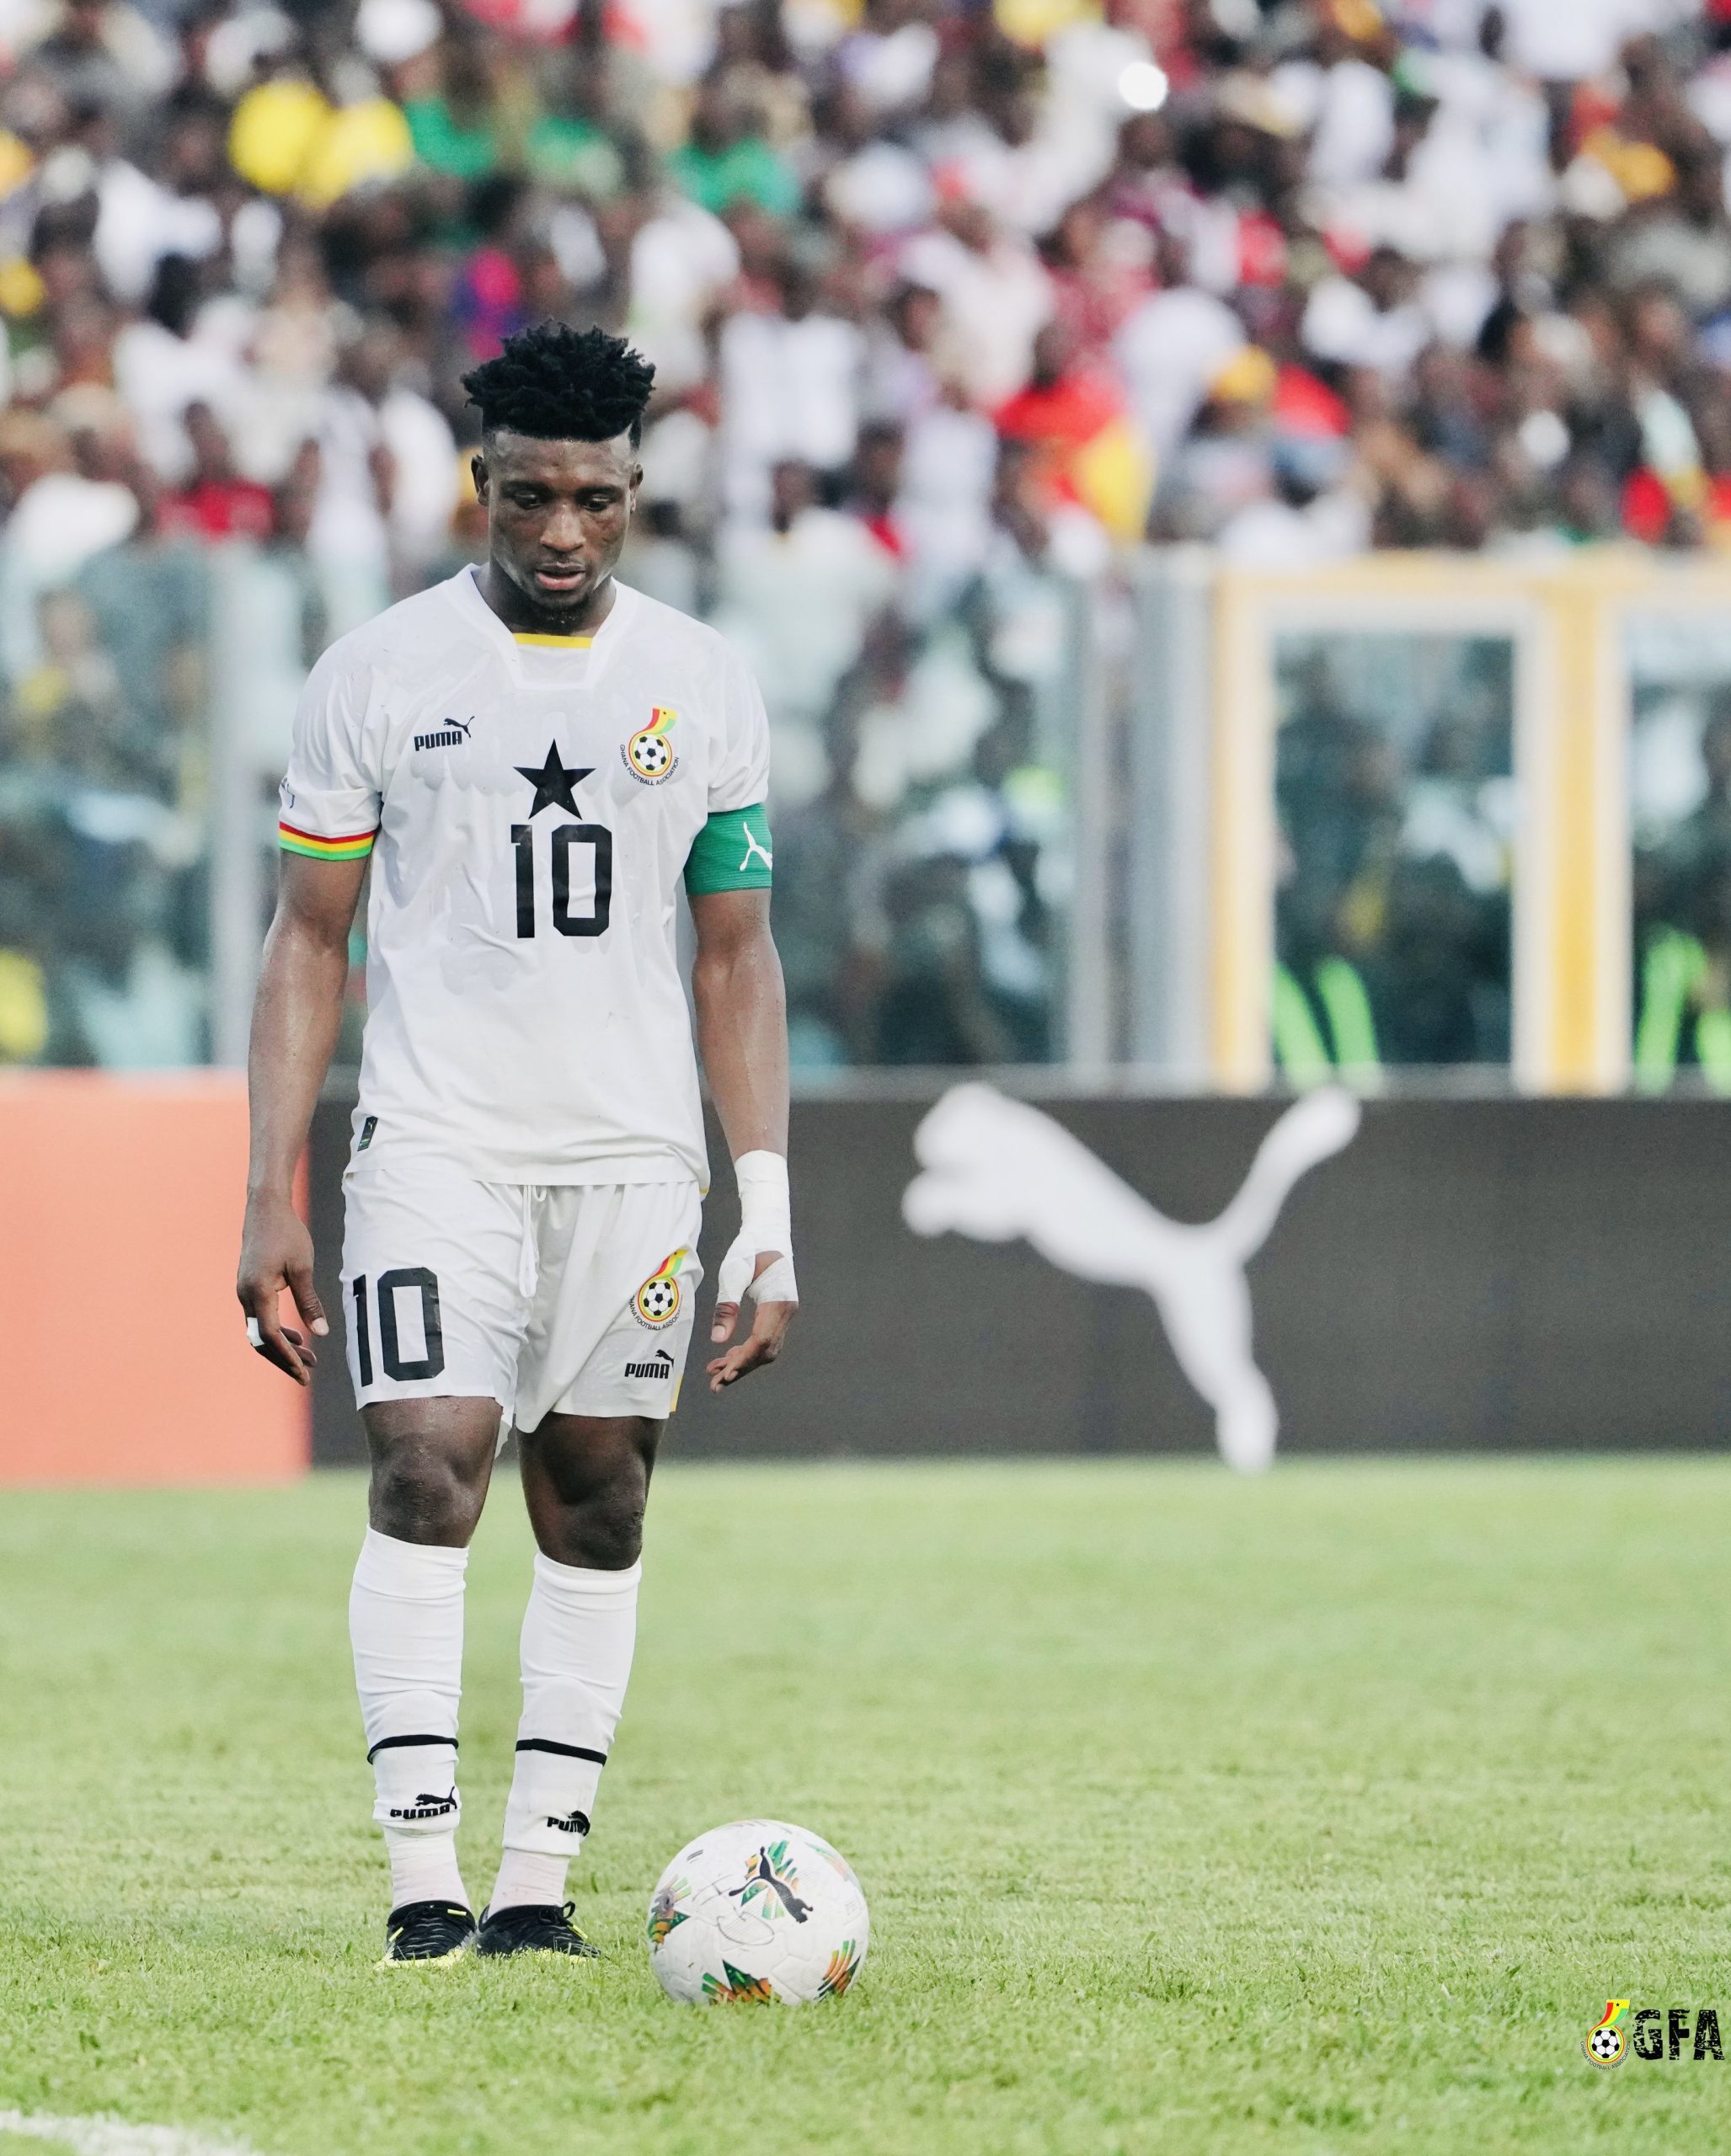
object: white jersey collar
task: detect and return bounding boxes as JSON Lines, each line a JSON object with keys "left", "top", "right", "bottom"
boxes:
{"left": 449, "top": 563, "right": 639, "bottom": 668}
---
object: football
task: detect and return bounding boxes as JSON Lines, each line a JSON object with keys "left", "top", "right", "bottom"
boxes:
{"left": 645, "top": 1819, "right": 869, "bottom": 2004}
{"left": 1588, "top": 2025, "right": 1622, "bottom": 2062}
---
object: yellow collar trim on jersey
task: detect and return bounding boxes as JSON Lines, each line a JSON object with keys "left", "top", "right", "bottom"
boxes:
{"left": 512, "top": 631, "right": 594, "bottom": 648}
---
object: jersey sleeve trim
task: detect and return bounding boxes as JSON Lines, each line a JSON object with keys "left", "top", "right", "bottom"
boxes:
{"left": 279, "top": 819, "right": 377, "bottom": 862}
{"left": 684, "top": 803, "right": 772, "bottom": 894}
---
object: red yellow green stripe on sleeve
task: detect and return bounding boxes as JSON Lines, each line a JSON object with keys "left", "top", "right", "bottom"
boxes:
{"left": 279, "top": 820, "right": 377, "bottom": 862}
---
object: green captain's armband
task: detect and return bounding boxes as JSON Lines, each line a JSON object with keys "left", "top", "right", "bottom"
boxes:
{"left": 685, "top": 803, "right": 773, "bottom": 894}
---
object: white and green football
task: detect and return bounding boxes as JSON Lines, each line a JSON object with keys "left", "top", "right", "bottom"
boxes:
{"left": 645, "top": 1819, "right": 868, "bottom": 2004}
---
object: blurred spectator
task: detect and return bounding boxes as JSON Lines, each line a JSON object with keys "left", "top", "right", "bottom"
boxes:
{"left": 711, "top": 456, "right": 897, "bottom": 804}
{"left": 0, "top": 410, "right": 139, "bottom": 679}
{"left": 899, "top": 194, "right": 1053, "bottom": 407}
{"left": 1635, "top": 687, "right": 1731, "bottom": 1091}
{"left": 995, "top": 318, "right": 1151, "bottom": 543}
{"left": 1635, "top": 841, "right": 1731, "bottom": 1091}
{"left": 156, "top": 402, "right": 275, "bottom": 541}
{"left": 1115, "top": 229, "right": 1246, "bottom": 466}
{"left": 772, "top": 704, "right": 888, "bottom": 1065}
{"left": 112, "top": 253, "right": 244, "bottom": 485}
{"left": 716, "top": 255, "right": 863, "bottom": 520}
{"left": 29, "top": 0, "right": 179, "bottom": 139}
{"left": 670, "top": 77, "right": 801, "bottom": 217}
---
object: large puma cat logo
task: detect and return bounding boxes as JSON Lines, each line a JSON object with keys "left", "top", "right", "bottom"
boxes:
{"left": 902, "top": 1086, "right": 1360, "bottom": 1471}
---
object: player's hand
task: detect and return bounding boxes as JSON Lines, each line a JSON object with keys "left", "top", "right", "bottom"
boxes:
{"left": 237, "top": 1192, "right": 329, "bottom": 1387}
{"left": 707, "top": 1251, "right": 796, "bottom": 1391}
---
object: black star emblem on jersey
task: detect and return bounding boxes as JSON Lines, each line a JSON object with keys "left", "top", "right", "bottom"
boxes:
{"left": 515, "top": 741, "right": 593, "bottom": 819}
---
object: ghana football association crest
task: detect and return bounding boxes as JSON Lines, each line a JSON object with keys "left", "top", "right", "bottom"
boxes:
{"left": 1584, "top": 2000, "right": 1630, "bottom": 2068}
{"left": 623, "top": 707, "right": 679, "bottom": 783}
{"left": 633, "top": 1249, "right": 688, "bottom": 1327}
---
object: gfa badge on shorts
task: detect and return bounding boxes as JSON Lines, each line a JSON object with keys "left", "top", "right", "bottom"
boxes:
{"left": 633, "top": 1248, "right": 688, "bottom": 1326}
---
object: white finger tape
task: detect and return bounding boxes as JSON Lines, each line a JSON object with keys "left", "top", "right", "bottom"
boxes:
{"left": 246, "top": 1317, "right": 264, "bottom": 1348}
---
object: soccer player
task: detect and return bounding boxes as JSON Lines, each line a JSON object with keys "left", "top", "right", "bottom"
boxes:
{"left": 236, "top": 323, "right": 798, "bottom": 1965}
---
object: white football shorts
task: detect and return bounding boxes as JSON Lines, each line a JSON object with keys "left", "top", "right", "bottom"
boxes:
{"left": 339, "top": 1159, "right": 705, "bottom": 1430}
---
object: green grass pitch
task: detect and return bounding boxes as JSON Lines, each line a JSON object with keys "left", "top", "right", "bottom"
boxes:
{"left": 3, "top": 1459, "right": 1731, "bottom": 2154}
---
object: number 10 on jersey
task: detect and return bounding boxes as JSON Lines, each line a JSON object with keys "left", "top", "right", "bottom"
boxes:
{"left": 511, "top": 821, "right": 613, "bottom": 938}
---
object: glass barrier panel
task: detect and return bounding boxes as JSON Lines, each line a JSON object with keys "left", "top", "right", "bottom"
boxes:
{"left": 701, "top": 550, "right": 1084, "bottom": 1071}
{"left": 0, "top": 539, "right": 216, "bottom": 1068}
{"left": 1626, "top": 611, "right": 1731, "bottom": 1096}
{"left": 1271, "top": 628, "right": 1516, "bottom": 1081}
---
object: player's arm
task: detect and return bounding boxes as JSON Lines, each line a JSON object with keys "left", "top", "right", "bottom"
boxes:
{"left": 690, "top": 883, "right": 797, "bottom": 1390}
{"left": 237, "top": 854, "right": 367, "bottom": 1385}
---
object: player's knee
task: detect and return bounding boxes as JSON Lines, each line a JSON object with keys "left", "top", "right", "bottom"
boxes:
{"left": 370, "top": 1445, "right": 486, "bottom": 1545}
{"left": 562, "top": 1485, "right": 645, "bottom": 1569}
{"left": 539, "top": 1449, "right": 646, "bottom": 1566}
{"left": 521, "top": 1416, "right": 654, "bottom": 1565}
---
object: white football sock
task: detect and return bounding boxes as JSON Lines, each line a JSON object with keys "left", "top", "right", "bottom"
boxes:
{"left": 350, "top": 1528, "right": 470, "bottom": 1912}
{"left": 491, "top": 1553, "right": 640, "bottom": 1912}
{"left": 489, "top": 1848, "right": 571, "bottom": 1913}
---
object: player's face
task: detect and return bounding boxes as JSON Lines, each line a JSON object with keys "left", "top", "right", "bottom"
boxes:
{"left": 473, "top": 428, "right": 641, "bottom": 625}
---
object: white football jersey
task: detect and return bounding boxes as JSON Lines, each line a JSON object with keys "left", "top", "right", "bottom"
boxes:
{"left": 278, "top": 568, "right": 772, "bottom": 1185}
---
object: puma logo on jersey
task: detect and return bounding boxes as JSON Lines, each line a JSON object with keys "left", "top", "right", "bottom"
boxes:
{"left": 414, "top": 717, "right": 474, "bottom": 752}
{"left": 740, "top": 830, "right": 773, "bottom": 873}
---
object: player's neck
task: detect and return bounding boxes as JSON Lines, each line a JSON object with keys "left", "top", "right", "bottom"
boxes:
{"left": 478, "top": 560, "right": 618, "bottom": 640}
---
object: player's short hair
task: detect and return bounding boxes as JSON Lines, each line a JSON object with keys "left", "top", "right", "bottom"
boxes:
{"left": 462, "top": 323, "right": 655, "bottom": 449}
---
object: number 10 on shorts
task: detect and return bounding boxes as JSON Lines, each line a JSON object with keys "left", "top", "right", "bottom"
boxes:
{"left": 351, "top": 1268, "right": 446, "bottom": 1384}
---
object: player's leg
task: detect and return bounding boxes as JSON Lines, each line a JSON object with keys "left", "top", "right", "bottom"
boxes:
{"left": 478, "top": 1411, "right": 657, "bottom": 1953}
{"left": 478, "top": 1182, "right": 702, "bottom": 1956}
{"left": 342, "top": 1162, "right": 529, "bottom": 1961}
{"left": 351, "top": 1395, "right": 500, "bottom": 1953}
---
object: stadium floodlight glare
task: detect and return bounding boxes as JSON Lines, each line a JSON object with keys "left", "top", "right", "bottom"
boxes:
{"left": 1119, "top": 61, "right": 1170, "bottom": 112}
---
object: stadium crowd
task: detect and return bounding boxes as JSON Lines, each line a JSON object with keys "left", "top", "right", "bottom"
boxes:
{"left": 3, "top": 0, "right": 1731, "bottom": 1069}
